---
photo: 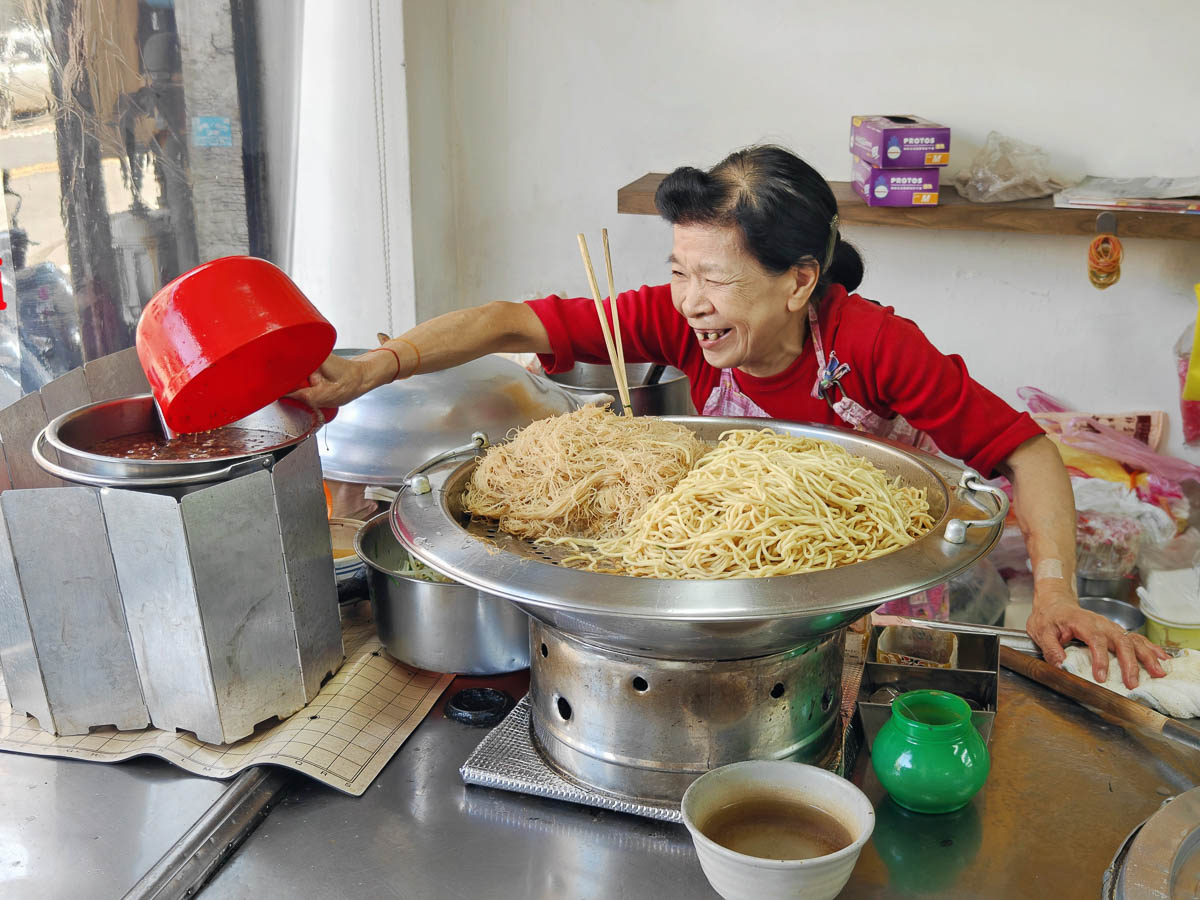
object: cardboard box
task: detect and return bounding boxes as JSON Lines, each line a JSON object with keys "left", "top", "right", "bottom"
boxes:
{"left": 850, "top": 114, "right": 950, "bottom": 168}
{"left": 850, "top": 156, "right": 940, "bottom": 207}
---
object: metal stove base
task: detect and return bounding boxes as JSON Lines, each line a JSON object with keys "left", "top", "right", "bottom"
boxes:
{"left": 461, "top": 660, "right": 864, "bottom": 823}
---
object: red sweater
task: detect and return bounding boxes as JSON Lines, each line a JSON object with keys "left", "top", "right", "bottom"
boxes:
{"left": 527, "top": 283, "right": 1042, "bottom": 476}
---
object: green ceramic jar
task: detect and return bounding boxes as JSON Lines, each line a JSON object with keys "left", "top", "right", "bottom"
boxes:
{"left": 871, "top": 689, "right": 990, "bottom": 814}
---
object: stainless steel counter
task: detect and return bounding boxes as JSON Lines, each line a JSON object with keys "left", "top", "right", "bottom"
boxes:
{"left": 201, "top": 668, "right": 1200, "bottom": 899}
{"left": 0, "top": 751, "right": 230, "bottom": 898}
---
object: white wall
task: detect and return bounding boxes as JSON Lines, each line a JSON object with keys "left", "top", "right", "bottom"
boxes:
{"left": 255, "top": 0, "right": 304, "bottom": 269}
{"left": 290, "top": 0, "right": 415, "bottom": 349}
{"left": 409, "top": 0, "right": 1200, "bottom": 458}
{"left": 403, "top": 0, "right": 458, "bottom": 325}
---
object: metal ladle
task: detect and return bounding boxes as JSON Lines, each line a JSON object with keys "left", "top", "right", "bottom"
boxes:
{"left": 153, "top": 397, "right": 180, "bottom": 442}
{"left": 642, "top": 364, "right": 666, "bottom": 387}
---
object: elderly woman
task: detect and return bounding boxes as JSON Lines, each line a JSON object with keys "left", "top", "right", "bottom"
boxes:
{"left": 296, "top": 144, "right": 1167, "bottom": 688}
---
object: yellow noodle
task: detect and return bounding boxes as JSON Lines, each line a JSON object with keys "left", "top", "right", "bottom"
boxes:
{"left": 550, "top": 428, "right": 933, "bottom": 579}
{"left": 461, "top": 406, "right": 707, "bottom": 540}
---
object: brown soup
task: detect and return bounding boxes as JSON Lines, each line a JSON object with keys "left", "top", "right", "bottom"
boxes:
{"left": 699, "top": 795, "right": 854, "bottom": 861}
{"left": 87, "top": 427, "right": 290, "bottom": 461}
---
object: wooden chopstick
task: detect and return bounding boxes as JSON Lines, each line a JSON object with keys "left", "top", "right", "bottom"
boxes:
{"left": 600, "top": 229, "right": 631, "bottom": 416}
{"left": 577, "top": 233, "right": 633, "bottom": 414}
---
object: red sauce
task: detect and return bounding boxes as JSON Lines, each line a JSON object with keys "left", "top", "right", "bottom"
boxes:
{"left": 87, "top": 427, "right": 290, "bottom": 461}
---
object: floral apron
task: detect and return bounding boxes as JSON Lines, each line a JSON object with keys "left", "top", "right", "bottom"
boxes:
{"left": 701, "top": 306, "right": 948, "bottom": 619}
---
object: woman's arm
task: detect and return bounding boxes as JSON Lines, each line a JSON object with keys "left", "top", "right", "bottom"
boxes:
{"left": 290, "top": 300, "right": 551, "bottom": 409}
{"left": 997, "top": 435, "right": 1167, "bottom": 688}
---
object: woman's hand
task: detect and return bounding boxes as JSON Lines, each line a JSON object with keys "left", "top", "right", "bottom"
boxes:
{"left": 285, "top": 301, "right": 553, "bottom": 413}
{"left": 999, "top": 435, "right": 1169, "bottom": 691}
{"left": 1025, "top": 582, "right": 1168, "bottom": 690}
{"left": 287, "top": 351, "right": 396, "bottom": 411}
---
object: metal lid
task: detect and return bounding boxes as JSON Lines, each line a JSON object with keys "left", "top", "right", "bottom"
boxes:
{"left": 317, "top": 354, "right": 605, "bottom": 486}
{"left": 390, "top": 416, "right": 1007, "bottom": 658}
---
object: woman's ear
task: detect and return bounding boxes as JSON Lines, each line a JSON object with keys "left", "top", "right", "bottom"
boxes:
{"left": 785, "top": 262, "right": 820, "bottom": 312}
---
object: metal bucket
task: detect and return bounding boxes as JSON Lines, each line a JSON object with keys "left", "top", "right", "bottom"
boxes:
{"left": 546, "top": 363, "right": 693, "bottom": 416}
{"left": 355, "top": 512, "right": 530, "bottom": 675}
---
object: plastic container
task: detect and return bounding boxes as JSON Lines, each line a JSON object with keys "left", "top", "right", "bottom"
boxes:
{"left": 1174, "top": 321, "right": 1200, "bottom": 445}
{"left": 136, "top": 256, "right": 336, "bottom": 433}
{"left": 680, "top": 760, "right": 875, "bottom": 900}
{"left": 1144, "top": 612, "right": 1200, "bottom": 651}
{"left": 871, "top": 690, "right": 990, "bottom": 814}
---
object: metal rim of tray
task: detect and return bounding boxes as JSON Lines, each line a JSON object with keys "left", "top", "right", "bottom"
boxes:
{"left": 389, "top": 416, "right": 1006, "bottom": 624}
{"left": 35, "top": 394, "right": 323, "bottom": 487}
{"left": 1105, "top": 785, "right": 1200, "bottom": 898}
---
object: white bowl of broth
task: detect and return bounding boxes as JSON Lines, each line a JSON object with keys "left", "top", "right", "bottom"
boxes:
{"left": 681, "top": 761, "right": 875, "bottom": 900}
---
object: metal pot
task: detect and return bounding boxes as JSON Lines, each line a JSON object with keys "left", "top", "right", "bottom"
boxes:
{"left": 34, "top": 393, "right": 321, "bottom": 489}
{"left": 355, "top": 512, "right": 530, "bottom": 674}
{"left": 1079, "top": 596, "right": 1146, "bottom": 633}
{"left": 546, "top": 362, "right": 693, "bottom": 416}
{"left": 392, "top": 416, "right": 1008, "bottom": 659}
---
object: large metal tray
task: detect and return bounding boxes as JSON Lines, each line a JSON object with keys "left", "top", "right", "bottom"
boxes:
{"left": 390, "top": 416, "right": 1007, "bottom": 658}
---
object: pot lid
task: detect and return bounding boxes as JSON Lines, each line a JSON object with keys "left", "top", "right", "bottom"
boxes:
{"left": 318, "top": 354, "right": 602, "bottom": 486}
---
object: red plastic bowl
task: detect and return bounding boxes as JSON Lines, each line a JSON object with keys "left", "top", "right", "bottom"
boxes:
{"left": 136, "top": 257, "right": 336, "bottom": 433}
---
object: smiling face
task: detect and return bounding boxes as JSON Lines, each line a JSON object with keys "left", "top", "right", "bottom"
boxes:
{"left": 668, "top": 224, "right": 819, "bottom": 378}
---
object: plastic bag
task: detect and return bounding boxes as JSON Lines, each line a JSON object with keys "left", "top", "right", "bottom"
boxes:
{"left": 946, "top": 558, "right": 1010, "bottom": 626}
{"left": 1072, "top": 476, "right": 1176, "bottom": 549}
{"left": 1018, "top": 386, "right": 1166, "bottom": 450}
{"left": 953, "top": 132, "right": 1075, "bottom": 203}
{"left": 1059, "top": 417, "right": 1200, "bottom": 485}
{"left": 1174, "top": 322, "right": 1200, "bottom": 445}
{"left": 1076, "top": 511, "right": 1142, "bottom": 578}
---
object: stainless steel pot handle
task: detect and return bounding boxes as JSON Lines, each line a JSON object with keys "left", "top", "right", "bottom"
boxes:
{"left": 404, "top": 432, "right": 488, "bottom": 495}
{"left": 943, "top": 472, "right": 1009, "bottom": 544}
{"left": 32, "top": 430, "right": 273, "bottom": 488}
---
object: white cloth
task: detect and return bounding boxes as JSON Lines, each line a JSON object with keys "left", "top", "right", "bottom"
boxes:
{"left": 1062, "top": 646, "right": 1200, "bottom": 718}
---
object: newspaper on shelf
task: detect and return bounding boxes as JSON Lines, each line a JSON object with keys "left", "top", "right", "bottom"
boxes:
{"left": 1054, "top": 176, "right": 1200, "bottom": 213}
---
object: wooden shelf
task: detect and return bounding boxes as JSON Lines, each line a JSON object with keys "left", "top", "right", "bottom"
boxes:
{"left": 617, "top": 174, "right": 1200, "bottom": 242}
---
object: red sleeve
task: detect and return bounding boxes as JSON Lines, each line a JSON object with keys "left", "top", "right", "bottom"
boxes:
{"left": 524, "top": 284, "right": 691, "bottom": 374}
{"left": 870, "top": 314, "right": 1044, "bottom": 476}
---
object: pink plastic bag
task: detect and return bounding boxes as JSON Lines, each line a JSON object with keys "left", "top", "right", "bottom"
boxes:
{"left": 1019, "top": 385, "right": 1200, "bottom": 483}
{"left": 1018, "top": 386, "right": 1166, "bottom": 449}
{"left": 1137, "top": 473, "right": 1186, "bottom": 508}
{"left": 1017, "top": 386, "right": 1070, "bottom": 414}
{"left": 1059, "top": 417, "right": 1200, "bottom": 484}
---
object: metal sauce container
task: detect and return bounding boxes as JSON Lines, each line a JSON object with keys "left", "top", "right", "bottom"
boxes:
{"left": 355, "top": 512, "right": 529, "bottom": 675}
{"left": 546, "top": 362, "right": 693, "bottom": 417}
